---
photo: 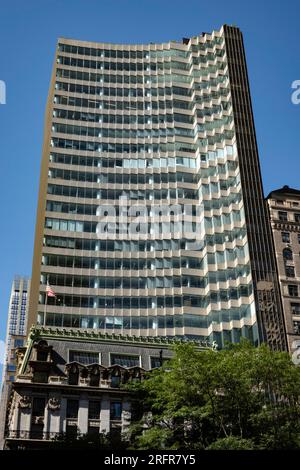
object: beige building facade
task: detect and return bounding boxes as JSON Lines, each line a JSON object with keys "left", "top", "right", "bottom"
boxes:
{"left": 267, "top": 186, "right": 300, "bottom": 352}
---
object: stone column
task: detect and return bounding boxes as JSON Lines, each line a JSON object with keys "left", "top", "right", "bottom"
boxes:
{"left": 47, "top": 396, "right": 62, "bottom": 436}
{"left": 60, "top": 398, "right": 67, "bottom": 433}
{"left": 18, "top": 395, "right": 32, "bottom": 436}
{"left": 78, "top": 395, "right": 88, "bottom": 435}
{"left": 122, "top": 400, "right": 131, "bottom": 434}
{"left": 11, "top": 402, "right": 20, "bottom": 434}
{"left": 44, "top": 400, "right": 50, "bottom": 436}
{"left": 100, "top": 396, "right": 110, "bottom": 434}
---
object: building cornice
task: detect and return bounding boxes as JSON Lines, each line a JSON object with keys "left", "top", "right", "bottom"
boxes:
{"left": 28, "top": 326, "right": 216, "bottom": 350}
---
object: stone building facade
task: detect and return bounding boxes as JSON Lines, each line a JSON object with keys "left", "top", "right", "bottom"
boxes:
{"left": 4, "top": 327, "right": 213, "bottom": 449}
{"left": 267, "top": 186, "right": 300, "bottom": 352}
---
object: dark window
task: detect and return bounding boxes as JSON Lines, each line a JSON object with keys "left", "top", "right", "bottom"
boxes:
{"left": 88, "top": 401, "right": 101, "bottom": 420}
{"left": 279, "top": 211, "right": 288, "bottom": 221}
{"left": 281, "top": 232, "right": 290, "bottom": 243}
{"left": 66, "top": 399, "right": 79, "bottom": 419}
{"left": 89, "top": 370, "right": 100, "bottom": 387}
{"left": 111, "top": 374, "right": 121, "bottom": 388}
{"left": 288, "top": 285, "right": 298, "bottom": 297}
{"left": 110, "top": 402, "right": 122, "bottom": 420}
{"left": 295, "top": 213, "right": 300, "bottom": 223}
{"left": 291, "top": 303, "right": 300, "bottom": 315}
{"left": 36, "top": 350, "right": 48, "bottom": 361}
{"left": 66, "top": 425, "right": 78, "bottom": 436}
{"left": 88, "top": 426, "right": 99, "bottom": 436}
{"left": 150, "top": 356, "right": 163, "bottom": 369}
{"left": 69, "top": 351, "right": 99, "bottom": 365}
{"left": 286, "top": 265, "right": 295, "bottom": 278}
{"left": 283, "top": 248, "right": 293, "bottom": 261}
{"left": 32, "top": 397, "right": 45, "bottom": 417}
{"left": 31, "top": 424, "right": 44, "bottom": 439}
{"left": 14, "top": 339, "right": 24, "bottom": 348}
{"left": 68, "top": 368, "right": 79, "bottom": 385}
{"left": 293, "top": 321, "right": 300, "bottom": 335}
{"left": 110, "top": 354, "right": 140, "bottom": 367}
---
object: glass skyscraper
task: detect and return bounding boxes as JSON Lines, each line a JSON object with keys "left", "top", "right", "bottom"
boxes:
{"left": 2, "top": 276, "right": 30, "bottom": 383}
{"left": 0, "top": 276, "right": 30, "bottom": 447}
{"left": 28, "top": 25, "right": 286, "bottom": 350}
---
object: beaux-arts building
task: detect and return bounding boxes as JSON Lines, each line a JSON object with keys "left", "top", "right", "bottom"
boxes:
{"left": 27, "top": 24, "right": 287, "bottom": 350}
{"left": 4, "top": 327, "right": 213, "bottom": 449}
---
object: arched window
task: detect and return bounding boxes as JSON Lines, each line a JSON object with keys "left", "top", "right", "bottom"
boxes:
{"left": 283, "top": 248, "right": 293, "bottom": 261}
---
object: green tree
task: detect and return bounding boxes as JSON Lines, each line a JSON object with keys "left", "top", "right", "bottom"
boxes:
{"left": 127, "top": 341, "right": 300, "bottom": 450}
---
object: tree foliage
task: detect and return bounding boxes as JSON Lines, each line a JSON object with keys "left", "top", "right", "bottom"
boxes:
{"left": 127, "top": 341, "right": 300, "bottom": 450}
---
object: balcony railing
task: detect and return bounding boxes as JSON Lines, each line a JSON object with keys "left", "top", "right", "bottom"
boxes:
{"left": 6, "top": 430, "right": 64, "bottom": 441}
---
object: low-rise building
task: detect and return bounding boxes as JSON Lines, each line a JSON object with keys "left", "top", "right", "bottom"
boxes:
{"left": 4, "top": 327, "right": 213, "bottom": 449}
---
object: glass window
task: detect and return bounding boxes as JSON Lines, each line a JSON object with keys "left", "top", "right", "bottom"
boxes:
{"left": 88, "top": 401, "right": 101, "bottom": 420}
{"left": 67, "top": 399, "right": 79, "bottom": 419}
{"left": 150, "top": 356, "right": 163, "bottom": 369}
{"left": 110, "top": 402, "right": 122, "bottom": 420}
{"left": 295, "top": 213, "right": 300, "bottom": 223}
{"left": 111, "top": 374, "right": 121, "bottom": 388}
{"left": 69, "top": 351, "right": 100, "bottom": 365}
{"left": 281, "top": 232, "right": 290, "bottom": 243}
{"left": 110, "top": 354, "right": 140, "bottom": 368}
{"left": 291, "top": 303, "right": 300, "bottom": 315}
{"left": 283, "top": 248, "right": 293, "bottom": 261}
{"left": 288, "top": 285, "right": 298, "bottom": 297}
{"left": 286, "top": 265, "right": 295, "bottom": 278}
{"left": 32, "top": 397, "right": 45, "bottom": 417}
{"left": 293, "top": 321, "right": 300, "bottom": 335}
{"left": 278, "top": 211, "right": 288, "bottom": 221}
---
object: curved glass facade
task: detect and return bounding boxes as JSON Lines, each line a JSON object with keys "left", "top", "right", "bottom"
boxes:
{"left": 29, "top": 26, "right": 264, "bottom": 349}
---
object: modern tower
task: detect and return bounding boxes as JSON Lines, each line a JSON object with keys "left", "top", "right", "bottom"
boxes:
{"left": 267, "top": 186, "right": 300, "bottom": 352}
{"left": 28, "top": 25, "right": 286, "bottom": 350}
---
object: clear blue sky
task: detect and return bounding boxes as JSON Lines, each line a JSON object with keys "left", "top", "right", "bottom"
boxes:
{"left": 0, "top": 0, "right": 299, "bottom": 351}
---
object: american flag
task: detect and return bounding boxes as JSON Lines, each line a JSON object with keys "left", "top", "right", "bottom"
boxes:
{"left": 46, "top": 281, "right": 56, "bottom": 297}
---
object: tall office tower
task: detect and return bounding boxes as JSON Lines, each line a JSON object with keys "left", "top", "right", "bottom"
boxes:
{"left": 28, "top": 25, "right": 286, "bottom": 350}
{"left": 267, "top": 186, "right": 300, "bottom": 352}
{"left": 0, "top": 276, "right": 30, "bottom": 447}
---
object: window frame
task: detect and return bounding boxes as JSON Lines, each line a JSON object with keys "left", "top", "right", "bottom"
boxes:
{"left": 109, "top": 352, "right": 141, "bottom": 368}
{"left": 68, "top": 350, "right": 101, "bottom": 365}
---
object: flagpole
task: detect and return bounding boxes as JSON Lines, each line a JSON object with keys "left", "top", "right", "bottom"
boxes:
{"left": 44, "top": 275, "right": 49, "bottom": 325}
